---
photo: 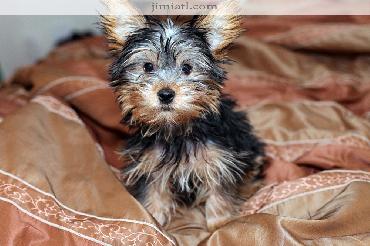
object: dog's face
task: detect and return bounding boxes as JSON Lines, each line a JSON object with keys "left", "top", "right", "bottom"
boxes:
{"left": 102, "top": 1, "right": 242, "bottom": 132}
{"left": 109, "top": 18, "right": 227, "bottom": 128}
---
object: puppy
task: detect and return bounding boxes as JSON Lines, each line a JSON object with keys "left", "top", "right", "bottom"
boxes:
{"left": 102, "top": 0, "right": 265, "bottom": 229}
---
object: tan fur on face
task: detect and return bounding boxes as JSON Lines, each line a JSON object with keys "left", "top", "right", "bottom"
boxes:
{"left": 194, "top": 0, "right": 243, "bottom": 58}
{"left": 116, "top": 81, "right": 221, "bottom": 132}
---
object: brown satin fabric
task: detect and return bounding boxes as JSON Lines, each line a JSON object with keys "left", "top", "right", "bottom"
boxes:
{"left": 0, "top": 85, "right": 28, "bottom": 117}
{"left": 241, "top": 16, "right": 370, "bottom": 40}
{"left": 225, "top": 37, "right": 370, "bottom": 116}
{"left": 0, "top": 98, "right": 174, "bottom": 245}
{"left": 9, "top": 37, "right": 131, "bottom": 168}
{"left": 0, "top": 101, "right": 152, "bottom": 221}
{"left": 0, "top": 16, "right": 370, "bottom": 245}
{"left": 203, "top": 182, "right": 370, "bottom": 246}
{"left": 0, "top": 201, "right": 97, "bottom": 246}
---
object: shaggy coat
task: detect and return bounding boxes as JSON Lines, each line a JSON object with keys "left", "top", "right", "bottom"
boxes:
{"left": 102, "top": 0, "right": 265, "bottom": 228}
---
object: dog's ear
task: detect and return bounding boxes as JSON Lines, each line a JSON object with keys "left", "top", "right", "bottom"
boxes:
{"left": 101, "top": 0, "right": 147, "bottom": 53}
{"left": 194, "top": 1, "right": 243, "bottom": 58}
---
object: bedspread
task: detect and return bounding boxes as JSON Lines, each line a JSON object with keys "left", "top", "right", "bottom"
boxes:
{"left": 0, "top": 16, "right": 369, "bottom": 245}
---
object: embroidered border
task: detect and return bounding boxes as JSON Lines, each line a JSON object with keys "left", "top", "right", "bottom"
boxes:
{"left": 242, "top": 170, "right": 370, "bottom": 215}
{"left": 0, "top": 169, "right": 175, "bottom": 246}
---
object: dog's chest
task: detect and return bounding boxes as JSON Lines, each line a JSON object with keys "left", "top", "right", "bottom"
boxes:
{"left": 139, "top": 141, "right": 241, "bottom": 193}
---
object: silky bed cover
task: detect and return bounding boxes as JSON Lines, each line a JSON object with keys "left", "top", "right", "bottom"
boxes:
{"left": 0, "top": 16, "right": 370, "bottom": 245}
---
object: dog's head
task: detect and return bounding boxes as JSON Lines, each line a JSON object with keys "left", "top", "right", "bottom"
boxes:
{"left": 102, "top": 0, "right": 242, "bottom": 134}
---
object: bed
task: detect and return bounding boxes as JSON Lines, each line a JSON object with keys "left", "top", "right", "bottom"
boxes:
{"left": 0, "top": 16, "right": 369, "bottom": 245}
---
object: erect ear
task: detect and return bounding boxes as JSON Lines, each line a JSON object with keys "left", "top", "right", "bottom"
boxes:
{"left": 101, "top": 0, "right": 147, "bottom": 53}
{"left": 194, "top": 1, "right": 243, "bottom": 58}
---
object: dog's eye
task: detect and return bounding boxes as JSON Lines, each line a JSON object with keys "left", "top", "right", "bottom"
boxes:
{"left": 181, "top": 64, "right": 192, "bottom": 75}
{"left": 143, "top": 63, "right": 154, "bottom": 73}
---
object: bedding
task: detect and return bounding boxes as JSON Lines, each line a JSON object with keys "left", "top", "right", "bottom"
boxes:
{"left": 0, "top": 16, "right": 369, "bottom": 245}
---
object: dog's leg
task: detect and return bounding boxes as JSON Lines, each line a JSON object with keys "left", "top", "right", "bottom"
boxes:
{"left": 205, "top": 190, "right": 242, "bottom": 231}
{"left": 143, "top": 181, "right": 177, "bottom": 227}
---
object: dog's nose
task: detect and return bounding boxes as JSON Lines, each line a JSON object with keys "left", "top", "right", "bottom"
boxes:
{"left": 157, "top": 88, "right": 175, "bottom": 104}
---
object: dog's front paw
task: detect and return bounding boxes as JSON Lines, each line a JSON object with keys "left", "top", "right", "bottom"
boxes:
{"left": 205, "top": 193, "right": 241, "bottom": 231}
{"left": 143, "top": 186, "right": 176, "bottom": 227}
{"left": 151, "top": 210, "right": 170, "bottom": 226}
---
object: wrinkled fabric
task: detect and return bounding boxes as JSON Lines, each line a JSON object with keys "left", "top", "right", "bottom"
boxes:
{"left": 0, "top": 16, "right": 370, "bottom": 245}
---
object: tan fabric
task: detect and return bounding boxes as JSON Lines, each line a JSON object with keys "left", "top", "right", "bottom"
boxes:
{"left": 0, "top": 201, "right": 99, "bottom": 246}
{"left": 0, "top": 96, "right": 175, "bottom": 245}
{"left": 204, "top": 181, "right": 370, "bottom": 246}
{"left": 0, "top": 16, "right": 370, "bottom": 245}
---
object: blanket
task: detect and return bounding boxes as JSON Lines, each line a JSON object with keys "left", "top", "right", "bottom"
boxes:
{"left": 0, "top": 16, "right": 369, "bottom": 245}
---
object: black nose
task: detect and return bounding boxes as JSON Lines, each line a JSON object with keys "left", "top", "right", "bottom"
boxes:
{"left": 157, "top": 88, "right": 175, "bottom": 104}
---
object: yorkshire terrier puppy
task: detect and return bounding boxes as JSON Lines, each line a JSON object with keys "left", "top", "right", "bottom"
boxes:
{"left": 102, "top": 0, "right": 265, "bottom": 228}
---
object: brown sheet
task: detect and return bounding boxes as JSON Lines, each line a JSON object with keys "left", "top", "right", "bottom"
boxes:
{"left": 0, "top": 16, "right": 369, "bottom": 245}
